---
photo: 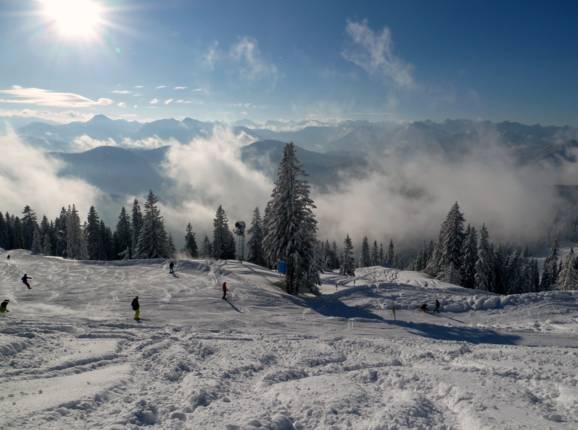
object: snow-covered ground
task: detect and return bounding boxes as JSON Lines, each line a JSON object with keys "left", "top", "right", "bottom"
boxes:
{"left": 1, "top": 251, "right": 577, "bottom": 429}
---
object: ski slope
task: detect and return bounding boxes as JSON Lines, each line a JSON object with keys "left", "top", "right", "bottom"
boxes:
{"left": 1, "top": 251, "right": 577, "bottom": 429}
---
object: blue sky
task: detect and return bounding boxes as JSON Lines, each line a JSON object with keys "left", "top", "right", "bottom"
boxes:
{"left": 0, "top": 0, "right": 576, "bottom": 124}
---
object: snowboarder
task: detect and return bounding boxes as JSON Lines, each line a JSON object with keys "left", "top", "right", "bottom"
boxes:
{"left": 222, "top": 281, "right": 228, "bottom": 300}
{"left": 0, "top": 299, "right": 9, "bottom": 314}
{"left": 434, "top": 299, "right": 441, "bottom": 313}
{"left": 6, "top": 254, "right": 10, "bottom": 261}
{"left": 420, "top": 303, "right": 429, "bottom": 312}
{"left": 131, "top": 296, "right": 141, "bottom": 321}
{"left": 21, "top": 274, "right": 31, "bottom": 290}
{"left": 169, "top": 261, "right": 175, "bottom": 275}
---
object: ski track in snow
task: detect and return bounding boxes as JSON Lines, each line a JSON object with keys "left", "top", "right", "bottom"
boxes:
{"left": 1, "top": 251, "right": 577, "bottom": 429}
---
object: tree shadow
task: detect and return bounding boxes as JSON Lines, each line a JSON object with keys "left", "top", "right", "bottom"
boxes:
{"left": 305, "top": 296, "right": 386, "bottom": 322}
{"left": 387, "top": 319, "right": 521, "bottom": 345}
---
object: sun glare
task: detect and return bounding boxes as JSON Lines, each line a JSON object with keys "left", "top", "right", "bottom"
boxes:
{"left": 41, "top": 0, "right": 104, "bottom": 40}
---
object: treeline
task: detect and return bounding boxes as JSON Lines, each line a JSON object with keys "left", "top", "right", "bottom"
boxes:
{"left": 0, "top": 191, "right": 176, "bottom": 260}
{"left": 415, "top": 202, "right": 577, "bottom": 293}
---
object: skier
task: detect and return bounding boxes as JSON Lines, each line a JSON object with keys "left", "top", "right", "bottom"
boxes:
{"left": 391, "top": 301, "right": 397, "bottom": 320}
{"left": 169, "top": 261, "right": 175, "bottom": 275}
{"left": 131, "top": 296, "right": 141, "bottom": 321}
{"left": 0, "top": 299, "right": 9, "bottom": 314}
{"left": 21, "top": 274, "right": 32, "bottom": 290}
{"left": 6, "top": 254, "right": 10, "bottom": 261}
{"left": 420, "top": 303, "right": 429, "bottom": 313}
{"left": 222, "top": 281, "right": 228, "bottom": 300}
{"left": 434, "top": 299, "right": 441, "bottom": 313}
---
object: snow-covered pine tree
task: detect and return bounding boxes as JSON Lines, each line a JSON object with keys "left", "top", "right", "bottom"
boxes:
{"left": 168, "top": 234, "right": 176, "bottom": 258}
{"left": 474, "top": 224, "right": 494, "bottom": 291}
{"left": 54, "top": 207, "right": 68, "bottom": 257}
{"left": 135, "top": 191, "right": 170, "bottom": 259}
{"left": 131, "top": 199, "right": 143, "bottom": 259}
{"left": 379, "top": 243, "right": 385, "bottom": 266}
{"left": 86, "top": 206, "right": 103, "bottom": 260}
{"left": 66, "top": 205, "right": 86, "bottom": 259}
{"left": 361, "top": 236, "right": 371, "bottom": 267}
{"left": 201, "top": 235, "right": 212, "bottom": 258}
{"left": 435, "top": 202, "right": 465, "bottom": 284}
{"left": 31, "top": 225, "right": 42, "bottom": 255}
{"left": 21, "top": 205, "right": 37, "bottom": 250}
{"left": 461, "top": 225, "right": 478, "bottom": 288}
{"left": 247, "top": 207, "right": 266, "bottom": 266}
{"left": 184, "top": 223, "right": 198, "bottom": 258}
{"left": 540, "top": 240, "right": 560, "bottom": 291}
{"left": 114, "top": 207, "right": 132, "bottom": 259}
{"left": 340, "top": 234, "right": 355, "bottom": 276}
{"left": 386, "top": 239, "right": 395, "bottom": 267}
{"left": 212, "top": 205, "right": 235, "bottom": 260}
{"left": 371, "top": 240, "right": 379, "bottom": 266}
{"left": 558, "top": 248, "right": 577, "bottom": 291}
{"left": 263, "top": 143, "right": 319, "bottom": 295}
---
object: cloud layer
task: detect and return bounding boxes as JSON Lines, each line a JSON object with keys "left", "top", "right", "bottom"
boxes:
{"left": 0, "top": 86, "right": 113, "bottom": 108}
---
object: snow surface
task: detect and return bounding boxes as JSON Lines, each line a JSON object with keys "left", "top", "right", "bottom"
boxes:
{"left": 1, "top": 252, "right": 578, "bottom": 429}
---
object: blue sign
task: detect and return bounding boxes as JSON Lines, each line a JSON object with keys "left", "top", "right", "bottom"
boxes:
{"left": 278, "top": 259, "right": 287, "bottom": 274}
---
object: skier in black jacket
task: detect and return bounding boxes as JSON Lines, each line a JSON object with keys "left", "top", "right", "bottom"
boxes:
{"left": 21, "top": 274, "right": 32, "bottom": 289}
{"left": 131, "top": 296, "right": 140, "bottom": 321}
{"left": 0, "top": 299, "right": 9, "bottom": 314}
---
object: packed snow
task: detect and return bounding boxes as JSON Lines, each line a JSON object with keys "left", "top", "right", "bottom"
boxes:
{"left": 1, "top": 251, "right": 578, "bottom": 429}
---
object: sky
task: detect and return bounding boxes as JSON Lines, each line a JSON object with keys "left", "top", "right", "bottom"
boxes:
{"left": 0, "top": 0, "right": 577, "bottom": 125}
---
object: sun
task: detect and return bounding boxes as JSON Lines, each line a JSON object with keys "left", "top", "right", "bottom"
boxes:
{"left": 40, "top": 0, "right": 104, "bottom": 40}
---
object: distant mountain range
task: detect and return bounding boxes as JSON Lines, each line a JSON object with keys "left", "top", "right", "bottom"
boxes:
{"left": 1, "top": 114, "right": 576, "bottom": 199}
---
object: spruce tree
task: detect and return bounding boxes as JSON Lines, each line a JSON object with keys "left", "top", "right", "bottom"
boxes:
{"left": 201, "top": 235, "right": 212, "bottom": 258}
{"left": 131, "top": 199, "right": 143, "bottom": 258}
{"left": 541, "top": 240, "right": 560, "bottom": 291}
{"left": 461, "top": 225, "right": 478, "bottom": 289}
{"left": 386, "top": 239, "right": 395, "bottom": 268}
{"left": 558, "top": 249, "right": 577, "bottom": 291}
{"left": 21, "top": 206, "right": 37, "bottom": 250}
{"left": 55, "top": 208, "right": 68, "bottom": 257}
{"left": 184, "top": 223, "right": 199, "bottom": 258}
{"left": 31, "top": 226, "right": 42, "bottom": 255}
{"left": 66, "top": 205, "right": 86, "bottom": 259}
{"left": 361, "top": 236, "right": 371, "bottom": 267}
{"left": 340, "top": 234, "right": 355, "bottom": 276}
{"left": 435, "top": 202, "right": 466, "bottom": 283}
{"left": 114, "top": 207, "right": 132, "bottom": 259}
{"left": 247, "top": 208, "right": 266, "bottom": 266}
{"left": 475, "top": 224, "right": 494, "bottom": 291}
{"left": 135, "top": 191, "right": 170, "bottom": 259}
{"left": 263, "top": 143, "right": 319, "bottom": 295}
{"left": 86, "top": 206, "right": 102, "bottom": 260}
{"left": 371, "top": 240, "right": 379, "bottom": 266}
{"left": 212, "top": 205, "right": 235, "bottom": 260}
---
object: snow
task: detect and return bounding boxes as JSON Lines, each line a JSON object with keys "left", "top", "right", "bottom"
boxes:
{"left": 1, "top": 252, "right": 578, "bottom": 429}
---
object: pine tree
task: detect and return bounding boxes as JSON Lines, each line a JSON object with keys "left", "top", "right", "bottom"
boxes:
{"left": 541, "top": 240, "right": 560, "bottom": 291}
{"left": 247, "top": 208, "right": 266, "bottom": 266}
{"left": 340, "top": 234, "right": 355, "bottom": 276}
{"left": 461, "top": 225, "right": 478, "bottom": 289}
{"left": 435, "top": 202, "right": 466, "bottom": 283}
{"left": 135, "top": 191, "right": 170, "bottom": 259}
{"left": 131, "top": 199, "right": 143, "bottom": 259}
{"left": 184, "top": 223, "right": 198, "bottom": 258}
{"left": 66, "top": 205, "right": 86, "bottom": 259}
{"left": 475, "top": 224, "right": 494, "bottom": 291}
{"left": 361, "top": 236, "right": 371, "bottom": 267}
{"left": 168, "top": 234, "right": 176, "bottom": 257}
{"left": 263, "top": 143, "right": 319, "bottom": 295}
{"left": 558, "top": 249, "right": 577, "bottom": 291}
{"left": 114, "top": 207, "right": 132, "bottom": 259}
{"left": 379, "top": 243, "right": 385, "bottom": 266}
{"left": 371, "top": 240, "right": 379, "bottom": 266}
{"left": 201, "top": 235, "right": 212, "bottom": 258}
{"left": 86, "top": 206, "right": 102, "bottom": 260}
{"left": 386, "top": 239, "right": 395, "bottom": 267}
{"left": 212, "top": 206, "right": 235, "bottom": 260}
{"left": 21, "top": 205, "right": 37, "bottom": 250}
{"left": 31, "top": 225, "right": 42, "bottom": 254}
{"left": 55, "top": 208, "right": 68, "bottom": 257}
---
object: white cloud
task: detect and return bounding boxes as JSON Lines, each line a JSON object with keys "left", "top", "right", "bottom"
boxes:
{"left": 156, "top": 85, "right": 168, "bottom": 90}
{"left": 0, "top": 86, "right": 114, "bottom": 108}
{"left": 203, "top": 37, "right": 278, "bottom": 82}
{"left": 112, "top": 89, "right": 132, "bottom": 95}
{"left": 164, "top": 98, "right": 174, "bottom": 105}
{"left": 191, "top": 88, "right": 209, "bottom": 95}
{"left": 173, "top": 86, "right": 188, "bottom": 91}
{"left": 72, "top": 135, "right": 117, "bottom": 152}
{"left": 134, "top": 85, "right": 144, "bottom": 89}
{"left": 0, "top": 128, "right": 101, "bottom": 217}
{"left": 342, "top": 20, "right": 414, "bottom": 88}
{"left": 149, "top": 98, "right": 160, "bottom": 105}
{"left": 117, "top": 102, "right": 127, "bottom": 108}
